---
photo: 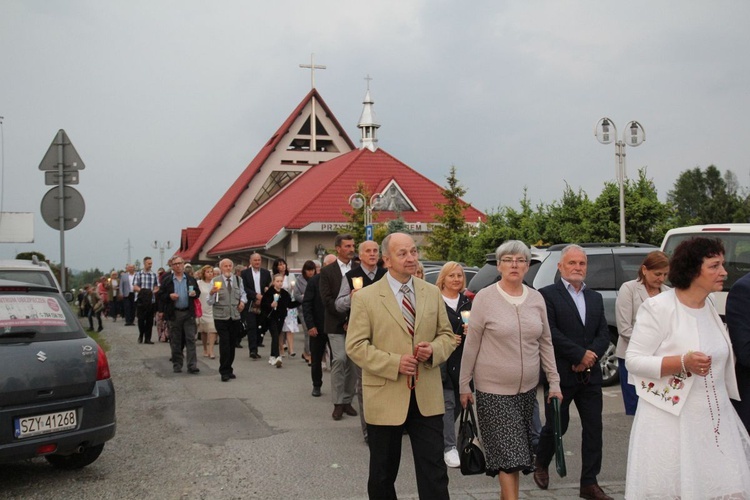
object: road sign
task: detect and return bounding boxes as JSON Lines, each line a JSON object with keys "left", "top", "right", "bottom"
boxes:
{"left": 365, "top": 224, "right": 373, "bottom": 241}
{"left": 40, "top": 186, "right": 86, "bottom": 230}
{"left": 44, "top": 171, "right": 79, "bottom": 186}
{"left": 38, "top": 130, "right": 85, "bottom": 171}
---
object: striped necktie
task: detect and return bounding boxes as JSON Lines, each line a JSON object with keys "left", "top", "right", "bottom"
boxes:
{"left": 400, "top": 284, "right": 415, "bottom": 336}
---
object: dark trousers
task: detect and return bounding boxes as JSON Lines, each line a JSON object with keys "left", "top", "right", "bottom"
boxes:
{"left": 123, "top": 293, "right": 135, "bottom": 324}
{"left": 268, "top": 318, "right": 283, "bottom": 357}
{"left": 618, "top": 358, "right": 638, "bottom": 416}
{"left": 366, "top": 392, "right": 449, "bottom": 500}
{"left": 137, "top": 306, "right": 155, "bottom": 342}
{"left": 87, "top": 309, "right": 102, "bottom": 330}
{"left": 240, "top": 309, "right": 258, "bottom": 355}
{"left": 169, "top": 310, "right": 197, "bottom": 371}
{"left": 309, "top": 331, "right": 329, "bottom": 389}
{"left": 215, "top": 318, "right": 239, "bottom": 377}
{"left": 537, "top": 382, "right": 603, "bottom": 487}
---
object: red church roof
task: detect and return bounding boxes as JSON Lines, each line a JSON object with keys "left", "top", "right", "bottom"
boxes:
{"left": 177, "top": 89, "right": 355, "bottom": 261}
{"left": 207, "top": 147, "right": 485, "bottom": 255}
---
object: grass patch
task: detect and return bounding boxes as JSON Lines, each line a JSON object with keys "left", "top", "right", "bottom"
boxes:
{"left": 86, "top": 329, "right": 111, "bottom": 352}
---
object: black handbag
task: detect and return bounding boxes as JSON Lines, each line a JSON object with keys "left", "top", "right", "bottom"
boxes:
{"left": 457, "top": 402, "right": 486, "bottom": 476}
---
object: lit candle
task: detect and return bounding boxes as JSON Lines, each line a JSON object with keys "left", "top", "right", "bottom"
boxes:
{"left": 352, "top": 277, "right": 364, "bottom": 290}
{"left": 273, "top": 293, "right": 280, "bottom": 302}
{"left": 460, "top": 311, "right": 471, "bottom": 324}
{"left": 214, "top": 281, "right": 222, "bottom": 290}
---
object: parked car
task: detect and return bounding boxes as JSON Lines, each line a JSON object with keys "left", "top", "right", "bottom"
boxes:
{"left": 661, "top": 223, "right": 750, "bottom": 317}
{"left": 0, "top": 279, "right": 116, "bottom": 468}
{"left": 0, "top": 257, "right": 73, "bottom": 301}
{"left": 467, "top": 243, "right": 657, "bottom": 386}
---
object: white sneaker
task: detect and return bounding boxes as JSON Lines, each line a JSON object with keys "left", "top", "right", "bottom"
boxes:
{"left": 444, "top": 447, "right": 460, "bottom": 468}
{"left": 268, "top": 356, "right": 275, "bottom": 365}
{"left": 275, "top": 357, "right": 282, "bottom": 368}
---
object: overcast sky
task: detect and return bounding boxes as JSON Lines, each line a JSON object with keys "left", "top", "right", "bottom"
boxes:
{"left": 1, "top": 1, "right": 749, "bottom": 272}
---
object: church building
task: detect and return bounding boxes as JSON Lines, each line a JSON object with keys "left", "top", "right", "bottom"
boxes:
{"left": 175, "top": 82, "right": 485, "bottom": 269}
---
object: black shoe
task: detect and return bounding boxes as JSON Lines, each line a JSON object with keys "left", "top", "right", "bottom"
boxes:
{"left": 125, "top": 322, "right": 135, "bottom": 326}
{"left": 173, "top": 367, "right": 182, "bottom": 373}
{"left": 250, "top": 353, "right": 261, "bottom": 359}
{"left": 138, "top": 338, "right": 143, "bottom": 344}
{"left": 311, "top": 387, "right": 321, "bottom": 397}
{"left": 145, "top": 341, "right": 154, "bottom": 344}
{"left": 258, "top": 343, "right": 265, "bottom": 348}
{"left": 188, "top": 368, "right": 200, "bottom": 374}
{"left": 229, "top": 374, "right": 236, "bottom": 379}
{"left": 235, "top": 343, "right": 243, "bottom": 348}
{"left": 97, "top": 326, "right": 103, "bottom": 332}
{"left": 221, "top": 375, "right": 230, "bottom": 382}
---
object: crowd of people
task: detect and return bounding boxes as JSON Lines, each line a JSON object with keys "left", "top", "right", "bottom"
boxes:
{"left": 90, "top": 233, "right": 750, "bottom": 500}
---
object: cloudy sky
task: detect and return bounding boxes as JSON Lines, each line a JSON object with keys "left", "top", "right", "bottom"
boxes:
{"left": 1, "top": 1, "right": 749, "bottom": 272}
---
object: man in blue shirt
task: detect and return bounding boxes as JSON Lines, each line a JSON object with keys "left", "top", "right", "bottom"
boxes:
{"left": 158, "top": 258, "right": 201, "bottom": 374}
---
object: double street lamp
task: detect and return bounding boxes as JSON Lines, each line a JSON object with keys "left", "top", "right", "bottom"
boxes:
{"left": 348, "top": 192, "right": 381, "bottom": 241}
{"left": 594, "top": 118, "right": 646, "bottom": 243}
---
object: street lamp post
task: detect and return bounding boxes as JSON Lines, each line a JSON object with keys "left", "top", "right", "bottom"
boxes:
{"left": 348, "top": 192, "right": 381, "bottom": 241}
{"left": 151, "top": 240, "right": 172, "bottom": 269}
{"left": 594, "top": 118, "right": 645, "bottom": 243}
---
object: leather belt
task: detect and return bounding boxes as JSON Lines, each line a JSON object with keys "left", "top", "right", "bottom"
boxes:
{"left": 175, "top": 307, "right": 189, "bottom": 311}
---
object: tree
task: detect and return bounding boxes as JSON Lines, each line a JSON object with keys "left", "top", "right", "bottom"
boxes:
{"left": 542, "top": 184, "right": 595, "bottom": 243}
{"left": 424, "top": 166, "right": 471, "bottom": 262}
{"left": 589, "top": 169, "right": 671, "bottom": 245}
{"left": 667, "top": 165, "right": 746, "bottom": 225}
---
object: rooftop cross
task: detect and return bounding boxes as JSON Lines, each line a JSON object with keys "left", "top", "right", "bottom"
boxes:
{"left": 364, "top": 74, "right": 373, "bottom": 90}
{"left": 299, "top": 53, "right": 327, "bottom": 89}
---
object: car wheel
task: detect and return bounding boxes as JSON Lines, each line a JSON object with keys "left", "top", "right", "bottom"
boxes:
{"left": 45, "top": 443, "right": 105, "bottom": 470}
{"left": 600, "top": 341, "right": 619, "bottom": 387}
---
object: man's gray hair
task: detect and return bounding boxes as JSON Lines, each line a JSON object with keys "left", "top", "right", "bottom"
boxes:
{"left": 495, "top": 240, "right": 531, "bottom": 262}
{"left": 381, "top": 234, "right": 393, "bottom": 257}
{"left": 559, "top": 244, "right": 586, "bottom": 262}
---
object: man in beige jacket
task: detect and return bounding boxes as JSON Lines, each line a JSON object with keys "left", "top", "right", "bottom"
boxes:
{"left": 346, "top": 233, "right": 456, "bottom": 500}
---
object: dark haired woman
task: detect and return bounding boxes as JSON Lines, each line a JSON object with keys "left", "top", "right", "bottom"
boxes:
{"left": 625, "top": 237, "right": 750, "bottom": 498}
{"left": 295, "top": 260, "right": 317, "bottom": 365}
{"left": 615, "top": 251, "right": 670, "bottom": 415}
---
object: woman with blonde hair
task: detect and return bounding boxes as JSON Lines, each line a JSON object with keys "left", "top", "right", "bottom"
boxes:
{"left": 197, "top": 265, "right": 218, "bottom": 358}
{"left": 435, "top": 261, "right": 471, "bottom": 468}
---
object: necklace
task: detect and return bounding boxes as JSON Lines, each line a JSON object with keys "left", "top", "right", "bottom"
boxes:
{"left": 704, "top": 365, "right": 722, "bottom": 450}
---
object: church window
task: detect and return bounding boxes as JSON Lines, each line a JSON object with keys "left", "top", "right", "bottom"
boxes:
{"left": 242, "top": 170, "right": 301, "bottom": 219}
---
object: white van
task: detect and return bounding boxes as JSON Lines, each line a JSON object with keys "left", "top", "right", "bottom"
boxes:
{"left": 661, "top": 223, "right": 750, "bottom": 315}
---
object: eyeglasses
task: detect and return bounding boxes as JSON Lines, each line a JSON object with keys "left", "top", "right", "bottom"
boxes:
{"left": 500, "top": 258, "right": 528, "bottom": 265}
{"left": 172, "top": 261, "right": 184, "bottom": 265}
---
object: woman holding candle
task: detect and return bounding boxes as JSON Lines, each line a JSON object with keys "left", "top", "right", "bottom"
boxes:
{"left": 625, "top": 237, "right": 750, "bottom": 498}
{"left": 435, "top": 261, "right": 472, "bottom": 468}
{"left": 460, "top": 240, "right": 561, "bottom": 499}
{"left": 272, "top": 258, "right": 299, "bottom": 357}
{"left": 262, "top": 273, "right": 298, "bottom": 368}
{"left": 294, "top": 260, "right": 317, "bottom": 365}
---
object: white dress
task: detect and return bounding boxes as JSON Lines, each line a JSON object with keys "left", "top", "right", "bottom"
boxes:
{"left": 281, "top": 276, "right": 299, "bottom": 333}
{"left": 625, "top": 303, "right": 750, "bottom": 499}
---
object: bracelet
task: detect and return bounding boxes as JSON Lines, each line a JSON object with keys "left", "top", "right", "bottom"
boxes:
{"left": 681, "top": 353, "right": 688, "bottom": 375}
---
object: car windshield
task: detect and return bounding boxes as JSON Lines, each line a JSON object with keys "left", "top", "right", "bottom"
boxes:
{"left": 0, "top": 292, "right": 84, "bottom": 342}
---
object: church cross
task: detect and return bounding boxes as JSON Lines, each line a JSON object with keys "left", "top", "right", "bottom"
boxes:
{"left": 299, "top": 53, "right": 327, "bottom": 89}
{"left": 364, "top": 74, "right": 373, "bottom": 90}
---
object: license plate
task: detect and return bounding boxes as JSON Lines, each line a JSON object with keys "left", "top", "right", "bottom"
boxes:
{"left": 14, "top": 410, "right": 77, "bottom": 439}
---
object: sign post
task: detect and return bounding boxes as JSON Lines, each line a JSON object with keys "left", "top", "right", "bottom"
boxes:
{"left": 39, "top": 130, "right": 86, "bottom": 292}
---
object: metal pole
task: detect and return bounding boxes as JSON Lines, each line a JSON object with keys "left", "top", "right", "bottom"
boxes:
{"left": 56, "top": 130, "right": 67, "bottom": 291}
{"left": 617, "top": 141, "right": 626, "bottom": 243}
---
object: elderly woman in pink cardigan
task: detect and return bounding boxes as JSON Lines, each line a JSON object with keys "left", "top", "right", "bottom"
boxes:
{"left": 460, "top": 240, "right": 561, "bottom": 500}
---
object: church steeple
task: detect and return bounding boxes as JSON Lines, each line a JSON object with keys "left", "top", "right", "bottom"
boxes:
{"left": 357, "top": 76, "right": 380, "bottom": 152}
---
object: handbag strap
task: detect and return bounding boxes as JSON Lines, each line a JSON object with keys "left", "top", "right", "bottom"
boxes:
{"left": 460, "top": 402, "right": 479, "bottom": 439}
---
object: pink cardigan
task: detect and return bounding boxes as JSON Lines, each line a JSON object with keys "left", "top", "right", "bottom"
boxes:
{"left": 459, "top": 284, "right": 560, "bottom": 395}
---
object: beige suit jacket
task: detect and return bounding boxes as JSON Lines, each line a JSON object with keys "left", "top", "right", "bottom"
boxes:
{"left": 346, "top": 276, "right": 456, "bottom": 425}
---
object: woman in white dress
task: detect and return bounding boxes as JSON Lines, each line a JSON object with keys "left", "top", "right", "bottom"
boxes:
{"left": 625, "top": 237, "right": 750, "bottom": 499}
{"left": 273, "top": 258, "right": 298, "bottom": 357}
{"left": 196, "top": 265, "right": 217, "bottom": 359}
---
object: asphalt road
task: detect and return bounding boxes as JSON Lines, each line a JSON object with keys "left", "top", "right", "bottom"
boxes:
{"left": 0, "top": 319, "right": 630, "bottom": 499}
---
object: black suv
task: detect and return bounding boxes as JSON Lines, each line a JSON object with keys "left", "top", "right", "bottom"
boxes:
{"left": 467, "top": 243, "right": 657, "bottom": 386}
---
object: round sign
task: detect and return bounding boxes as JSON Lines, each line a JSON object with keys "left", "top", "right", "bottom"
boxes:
{"left": 40, "top": 186, "right": 86, "bottom": 230}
